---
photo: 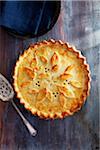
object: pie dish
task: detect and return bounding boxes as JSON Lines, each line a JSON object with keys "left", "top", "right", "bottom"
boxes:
{"left": 13, "top": 39, "right": 91, "bottom": 119}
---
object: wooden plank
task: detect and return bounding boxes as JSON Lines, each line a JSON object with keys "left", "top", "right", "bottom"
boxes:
{"left": 0, "top": 1, "right": 99, "bottom": 150}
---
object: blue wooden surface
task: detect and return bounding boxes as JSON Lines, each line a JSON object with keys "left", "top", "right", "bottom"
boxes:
{"left": 0, "top": 1, "right": 99, "bottom": 150}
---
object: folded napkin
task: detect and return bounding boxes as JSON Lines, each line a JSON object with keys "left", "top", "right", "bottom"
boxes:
{"left": 0, "top": 1, "right": 60, "bottom": 37}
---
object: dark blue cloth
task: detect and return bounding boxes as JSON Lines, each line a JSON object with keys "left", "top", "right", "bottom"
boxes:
{"left": 0, "top": 1, "right": 60, "bottom": 37}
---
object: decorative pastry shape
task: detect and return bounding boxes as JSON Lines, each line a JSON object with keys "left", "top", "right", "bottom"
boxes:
{"left": 23, "top": 67, "right": 35, "bottom": 79}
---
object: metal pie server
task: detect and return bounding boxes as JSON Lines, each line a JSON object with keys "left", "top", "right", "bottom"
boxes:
{"left": 0, "top": 73, "right": 37, "bottom": 136}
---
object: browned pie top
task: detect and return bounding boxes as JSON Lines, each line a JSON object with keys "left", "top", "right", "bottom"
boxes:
{"left": 14, "top": 40, "right": 90, "bottom": 118}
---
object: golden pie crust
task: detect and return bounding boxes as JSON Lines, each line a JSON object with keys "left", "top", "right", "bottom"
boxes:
{"left": 13, "top": 39, "right": 91, "bottom": 119}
